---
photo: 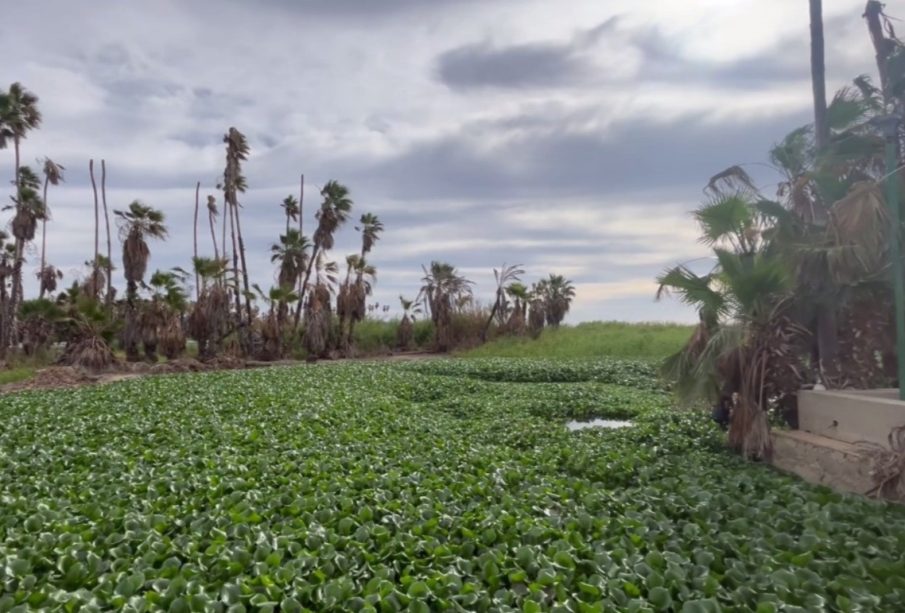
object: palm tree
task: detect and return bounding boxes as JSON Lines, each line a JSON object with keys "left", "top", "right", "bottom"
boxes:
{"left": 271, "top": 229, "right": 310, "bottom": 325}
{"left": 8, "top": 167, "right": 45, "bottom": 341}
{"left": 189, "top": 256, "right": 230, "bottom": 360}
{"left": 253, "top": 283, "right": 299, "bottom": 360}
{"left": 419, "top": 261, "right": 473, "bottom": 352}
{"left": 294, "top": 180, "right": 353, "bottom": 327}
{"left": 89, "top": 159, "right": 100, "bottom": 298}
{"left": 481, "top": 263, "right": 524, "bottom": 341}
{"left": 356, "top": 212, "right": 384, "bottom": 259}
{"left": 0, "top": 82, "right": 42, "bottom": 355}
{"left": 38, "top": 157, "right": 64, "bottom": 299}
{"left": 115, "top": 201, "right": 168, "bottom": 361}
{"left": 222, "top": 127, "right": 252, "bottom": 349}
{"left": 658, "top": 192, "right": 803, "bottom": 459}
{"left": 280, "top": 195, "right": 300, "bottom": 234}
{"left": 149, "top": 269, "right": 189, "bottom": 359}
{"left": 338, "top": 254, "right": 377, "bottom": 350}
{"left": 540, "top": 274, "right": 575, "bottom": 327}
{"left": 396, "top": 295, "right": 422, "bottom": 350}
{"left": 528, "top": 282, "right": 546, "bottom": 338}
{"left": 303, "top": 252, "right": 340, "bottom": 359}
{"left": 505, "top": 281, "right": 530, "bottom": 334}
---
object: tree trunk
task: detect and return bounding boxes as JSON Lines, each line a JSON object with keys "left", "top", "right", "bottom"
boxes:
{"left": 228, "top": 200, "right": 242, "bottom": 335}
{"left": 208, "top": 209, "right": 220, "bottom": 263}
{"left": 89, "top": 159, "right": 99, "bottom": 293}
{"left": 124, "top": 279, "right": 141, "bottom": 362}
{"left": 232, "top": 204, "right": 254, "bottom": 338}
{"left": 39, "top": 175, "right": 49, "bottom": 299}
{"left": 811, "top": 0, "right": 829, "bottom": 149}
{"left": 865, "top": 1, "right": 893, "bottom": 96}
{"left": 6, "top": 136, "right": 23, "bottom": 352}
{"left": 294, "top": 244, "right": 320, "bottom": 328}
{"left": 193, "top": 181, "right": 200, "bottom": 300}
{"left": 101, "top": 160, "right": 113, "bottom": 308}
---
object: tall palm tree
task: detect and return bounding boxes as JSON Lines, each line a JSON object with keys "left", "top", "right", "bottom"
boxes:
{"left": 0, "top": 83, "right": 42, "bottom": 230}
{"left": 540, "top": 274, "right": 575, "bottom": 327}
{"left": 356, "top": 212, "right": 384, "bottom": 259}
{"left": 280, "top": 195, "right": 300, "bottom": 234}
{"left": 396, "top": 295, "right": 421, "bottom": 350}
{"left": 419, "top": 261, "right": 472, "bottom": 352}
{"left": 294, "top": 180, "right": 353, "bottom": 327}
{"left": 810, "top": 0, "right": 829, "bottom": 149}
{"left": 115, "top": 201, "right": 168, "bottom": 361}
{"left": 481, "top": 263, "right": 524, "bottom": 341}
{"left": 38, "top": 158, "right": 64, "bottom": 299}
{"left": 222, "top": 127, "right": 252, "bottom": 347}
{"left": 271, "top": 229, "right": 310, "bottom": 325}
{"left": 8, "top": 167, "right": 45, "bottom": 326}
{"left": 89, "top": 159, "right": 100, "bottom": 299}
{"left": 338, "top": 254, "right": 377, "bottom": 350}
{"left": 505, "top": 281, "right": 530, "bottom": 334}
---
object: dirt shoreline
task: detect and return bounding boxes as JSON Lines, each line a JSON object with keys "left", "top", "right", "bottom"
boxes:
{"left": 0, "top": 351, "right": 443, "bottom": 394}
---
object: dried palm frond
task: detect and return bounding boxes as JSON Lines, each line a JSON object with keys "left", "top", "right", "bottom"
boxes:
{"left": 396, "top": 314, "right": 414, "bottom": 350}
{"left": 705, "top": 165, "right": 759, "bottom": 196}
{"left": 858, "top": 426, "right": 905, "bottom": 501}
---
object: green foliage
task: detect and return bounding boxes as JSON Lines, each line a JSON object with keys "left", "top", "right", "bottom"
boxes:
{"left": 1, "top": 359, "right": 904, "bottom": 611}
{"left": 0, "top": 367, "right": 34, "bottom": 385}
{"left": 465, "top": 322, "right": 694, "bottom": 360}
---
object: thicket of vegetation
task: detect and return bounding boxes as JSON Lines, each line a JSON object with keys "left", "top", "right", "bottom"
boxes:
{"left": 2, "top": 360, "right": 904, "bottom": 611}
{"left": 658, "top": 2, "right": 905, "bottom": 460}
{"left": 0, "top": 88, "right": 579, "bottom": 370}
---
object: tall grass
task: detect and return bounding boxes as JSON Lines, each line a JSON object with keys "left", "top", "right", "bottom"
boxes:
{"left": 352, "top": 319, "right": 434, "bottom": 354}
{"left": 463, "top": 321, "right": 693, "bottom": 361}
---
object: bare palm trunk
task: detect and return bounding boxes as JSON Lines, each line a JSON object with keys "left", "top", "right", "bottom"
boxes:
{"left": 865, "top": 1, "right": 893, "bottom": 96}
{"left": 193, "top": 181, "right": 200, "bottom": 300}
{"left": 232, "top": 205, "right": 254, "bottom": 336}
{"left": 208, "top": 209, "right": 220, "bottom": 262}
{"left": 811, "top": 0, "right": 829, "bottom": 149}
{"left": 228, "top": 200, "right": 243, "bottom": 341}
{"left": 7, "top": 136, "right": 23, "bottom": 351}
{"left": 294, "top": 244, "right": 320, "bottom": 328}
{"left": 101, "top": 160, "right": 113, "bottom": 308}
{"left": 90, "top": 160, "right": 99, "bottom": 294}
{"left": 39, "top": 175, "right": 49, "bottom": 299}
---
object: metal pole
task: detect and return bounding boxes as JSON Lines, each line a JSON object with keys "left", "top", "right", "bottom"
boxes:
{"left": 877, "top": 115, "right": 905, "bottom": 400}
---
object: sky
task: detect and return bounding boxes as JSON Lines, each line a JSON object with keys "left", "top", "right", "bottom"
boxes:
{"left": 0, "top": 0, "right": 880, "bottom": 323}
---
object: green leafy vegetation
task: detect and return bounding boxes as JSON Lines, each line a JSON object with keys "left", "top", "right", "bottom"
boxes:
{"left": 0, "top": 366, "right": 34, "bottom": 386}
{"left": 464, "top": 322, "right": 694, "bottom": 361}
{"left": 1, "top": 359, "right": 904, "bottom": 611}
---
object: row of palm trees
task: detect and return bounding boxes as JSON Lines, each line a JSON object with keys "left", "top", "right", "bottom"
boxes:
{"left": 0, "top": 82, "right": 578, "bottom": 366}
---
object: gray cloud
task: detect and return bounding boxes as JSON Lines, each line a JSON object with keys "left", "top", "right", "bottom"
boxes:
{"left": 436, "top": 41, "right": 590, "bottom": 90}
{"left": 363, "top": 107, "right": 811, "bottom": 201}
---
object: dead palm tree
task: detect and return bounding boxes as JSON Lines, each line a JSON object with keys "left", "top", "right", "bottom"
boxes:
{"left": 294, "top": 180, "right": 353, "bottom": 327}
{"left": 38, "top": 157, "right": 64, "bottom": 299}
{"left": 303, "top": 252, "right": 339, "bottom": 359}
{"left": 338, "top": 254, "right": 377, "bottom": 350}
{"left": 115, "top": 201, "right": 168, "bottom": 361}
{"left": 528, "top": 281, "right": 546, "bottom": 338}
{"left": 505, "top": 281, "right": 529, "bottom": 334}
{"left": 189, "top": 256, "right": 230, "bottom": 360}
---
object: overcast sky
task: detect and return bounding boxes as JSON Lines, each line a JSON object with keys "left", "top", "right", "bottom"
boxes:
{"left": 0, "top": 0, "right": 879, "bottom": 323}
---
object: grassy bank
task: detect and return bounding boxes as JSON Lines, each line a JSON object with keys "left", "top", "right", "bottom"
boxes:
{"left": 464, "top": 321, "right": 693, "bottom": 361}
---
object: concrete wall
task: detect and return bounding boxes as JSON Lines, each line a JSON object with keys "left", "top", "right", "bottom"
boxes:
{"left": 798, "top": 389, "right": 905, "bottom": 447}
{"left": 772, "top": 430, "right": 872, "bottom": 496}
